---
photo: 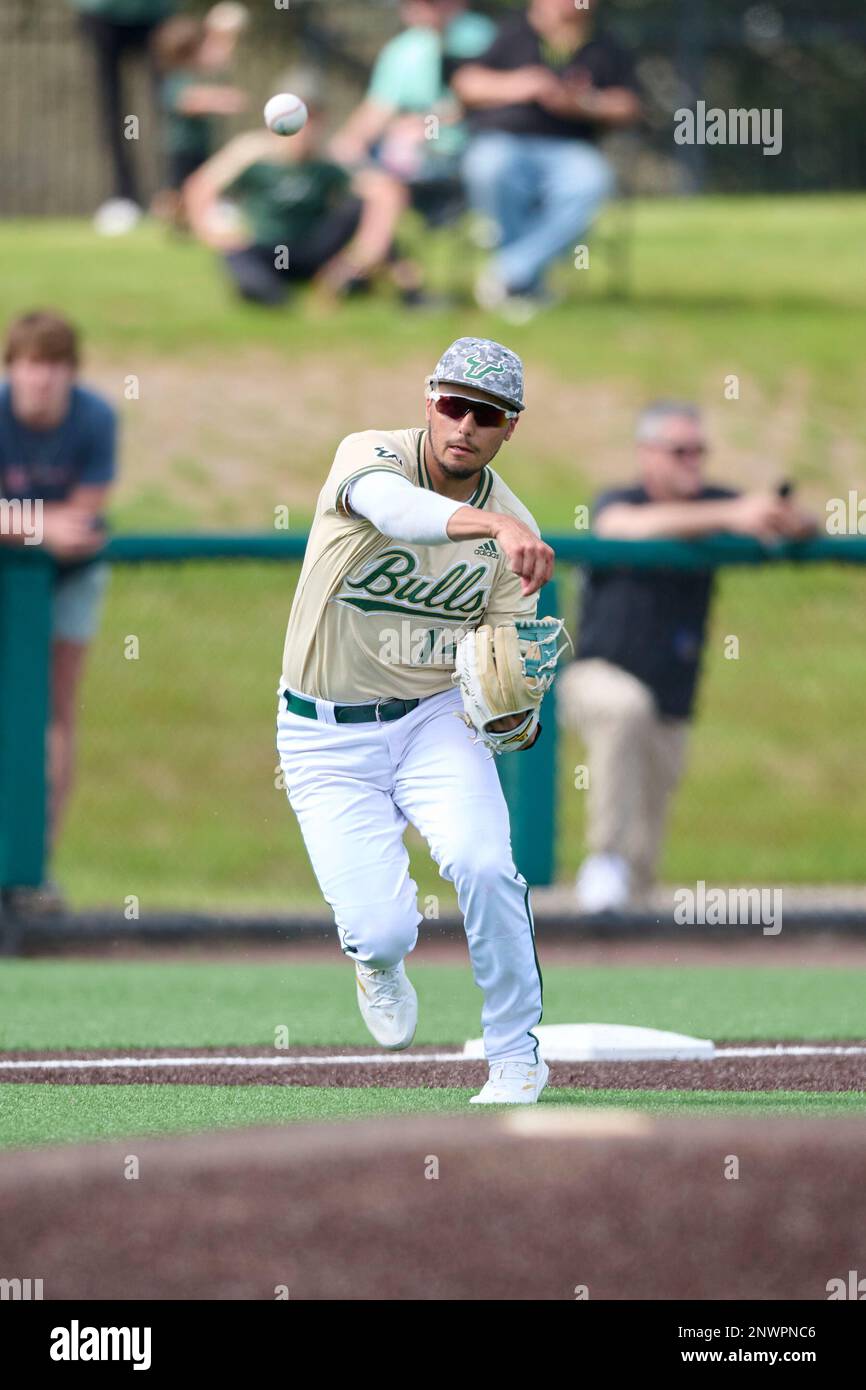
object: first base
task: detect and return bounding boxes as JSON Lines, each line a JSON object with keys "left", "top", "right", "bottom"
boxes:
{"left": 462, "top": 1023, "right": 715, "bottom": 1062}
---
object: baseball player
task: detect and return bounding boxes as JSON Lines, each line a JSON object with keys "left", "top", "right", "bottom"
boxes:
{"left": 277, "top": 338, "right": 567, "bottom": 1103}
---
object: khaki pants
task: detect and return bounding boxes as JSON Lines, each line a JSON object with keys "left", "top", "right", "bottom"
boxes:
{"left": 558, "top": 659, "right": 689, "bottom": 897}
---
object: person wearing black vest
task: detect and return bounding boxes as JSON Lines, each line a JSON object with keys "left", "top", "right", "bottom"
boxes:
{"left": 558, "top": 401, "right": 815, "bottom": 912}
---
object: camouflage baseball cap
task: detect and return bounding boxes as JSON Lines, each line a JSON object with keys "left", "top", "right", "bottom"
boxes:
{"left": 428, "top": 337, "right": 525, "bottom": 413}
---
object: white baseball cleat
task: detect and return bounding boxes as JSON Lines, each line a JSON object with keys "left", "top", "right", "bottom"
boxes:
{"left": 470, "top": 1057, "right": 550, "bottom": 1105}
{"left": 355, "top": 960, "right": 418, "bottom": 1051}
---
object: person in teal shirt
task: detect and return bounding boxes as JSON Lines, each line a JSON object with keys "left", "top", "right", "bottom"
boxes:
{"left": 330, "top": 1, "right": 497, "bottom": 197}
{"left": 326, "top": 2, "right": 497, "bottom": 299}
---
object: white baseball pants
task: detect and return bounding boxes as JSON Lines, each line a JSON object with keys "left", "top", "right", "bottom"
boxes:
{"left": 276, "top": 685, "right": 543, "bottom": 1063}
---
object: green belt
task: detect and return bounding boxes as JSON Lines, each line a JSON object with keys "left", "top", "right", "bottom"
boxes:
{"left": 283, "top": 690, "right": 420, "bottom": 725}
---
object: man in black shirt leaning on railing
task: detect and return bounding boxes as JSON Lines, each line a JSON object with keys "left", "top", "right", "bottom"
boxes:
{"left": 558, "top": 400, "right": 815, "bottom": 914}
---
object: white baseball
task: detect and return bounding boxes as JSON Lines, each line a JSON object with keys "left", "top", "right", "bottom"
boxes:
{"left": 264, "top": 92, "right": 309, "bottom": 137}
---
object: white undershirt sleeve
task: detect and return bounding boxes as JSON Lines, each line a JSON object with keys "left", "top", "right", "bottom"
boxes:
{"left": 346, "top": 470, "right": 465, "bottom": 545}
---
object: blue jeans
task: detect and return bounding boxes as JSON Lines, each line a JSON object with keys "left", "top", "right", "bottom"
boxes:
{"left": 462, "top": 131, "right": 615, "bottom": 294}
{"left": 53, "top": 562, "right": 110, "bottom": 644}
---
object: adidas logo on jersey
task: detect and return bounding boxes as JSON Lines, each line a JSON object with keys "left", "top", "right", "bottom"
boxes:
{"left": 474, "top": 540, "right": 498, "bottom": 558}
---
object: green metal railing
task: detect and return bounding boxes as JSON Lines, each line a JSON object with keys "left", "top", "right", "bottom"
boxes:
{"left": 2, "top": 532, "right": 863, "bottom": 892}
{"left": 0, "top": 550, "right": 53, "bottom": 888}
{"left": 94, "top": 532, "right": 866, "bottom": 569}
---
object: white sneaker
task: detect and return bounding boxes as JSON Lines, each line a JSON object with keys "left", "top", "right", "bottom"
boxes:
{"left": 575, "top": 853, "right": 631, "bottom": 913}
{"left": 93, "top": 198, "right": 142, "bottom": 236}
{"left": 355, "top": 960, "right": 418, "bottom": 1051}
{"left": 466, "top": 214, "right": 500, "bottom": 251}
{"left": 470, "top": 1057, "right": 549, "bottom": 1105}
{"left": 474, "top": 269, "right": 553, "bottom": 323}
{"left": 474, "top": 267, "right": 508, "bottom": 312}
{"left": 498, "top": 293, "right": 547, "bottom": 326}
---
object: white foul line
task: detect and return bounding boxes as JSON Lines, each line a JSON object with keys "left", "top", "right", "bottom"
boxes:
{"left": 0, "top": 1044, "right": 864, "bottom": 1071}
{"left": 0, "top": 1053, "right": 467, "bottom": 1070}
{"left": 718, "top": 1045, "right": 866, "bottom": 1058}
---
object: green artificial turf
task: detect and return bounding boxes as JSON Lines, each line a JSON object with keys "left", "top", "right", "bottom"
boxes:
{"left": 2, "top": 958, "right": 862, "bottom": 1149}
{"left": 1, "top": 1083, "right": 864, "bottom": 1152}
{"left": 1, "top": 959, "right": 864, "bottom": 1052}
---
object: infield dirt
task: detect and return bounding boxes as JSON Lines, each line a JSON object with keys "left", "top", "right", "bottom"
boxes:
{"left": 1, "top": 1042, "right": 864, "bottom": 1091}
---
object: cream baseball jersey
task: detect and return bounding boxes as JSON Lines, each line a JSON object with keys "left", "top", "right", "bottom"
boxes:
{"left": 281, "top": 427, "right": 540, "bottom": 702}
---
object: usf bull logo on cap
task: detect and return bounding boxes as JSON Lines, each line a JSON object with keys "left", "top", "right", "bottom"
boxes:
{"left": 428, "top": 337, "right": 525, "bottom": 413}
{"left": 465, "top": 354, "right": 506, "bottom": 383}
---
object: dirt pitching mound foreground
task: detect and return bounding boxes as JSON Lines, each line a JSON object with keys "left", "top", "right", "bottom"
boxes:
{"left": 1, "top": 1112, "right": 865, "bottom": 1300}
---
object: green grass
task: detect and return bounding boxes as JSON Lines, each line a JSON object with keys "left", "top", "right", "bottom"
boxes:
{"left": 1, "top": 1083, "right": 864, "bottom": 1152}
{"left": 559, "top": 561, "right": 866, "bottom": 886}
{"left": 3, "top": 198, "right": 864, "bottom": 380}
{"left": 2, "top": 959, "right": 865, "bottom": 1052}
{"left": 57, "top": 559, "right": 866, "bottom": 910}
{"left": 3, "top": 197, "right": 865, "bottom": 907}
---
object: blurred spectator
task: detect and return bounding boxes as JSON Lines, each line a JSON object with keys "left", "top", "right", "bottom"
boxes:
{"left": 152, "top": 7, "right": 249, "bottom": 228}
{"left": 185, "top": 71, "right": 427, "bottom": 307}
{"left": 328, "top": 1, "right": 497, "bottom": 302}
{"left": 331, "top": 1, "right": 496, "bottom": 189}
{"left": 557, "top": 401, "right": 815, "bottom": 914}
{"left": 452, "top": 0, "right": 641, "bottom": 320}
{"left": 0, "top": 313, "right": 117, "bottom": 916}
{"left": 69, "top": 0, "right": 180, "bottom": 232}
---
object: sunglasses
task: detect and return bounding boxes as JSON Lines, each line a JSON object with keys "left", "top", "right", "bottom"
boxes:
{"left": 429, "top": 391, "right": 517, "bottom": 430}
{"left": 662, "top": 443, "right": 708, "bottom": 459}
